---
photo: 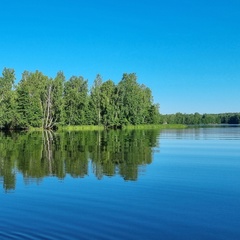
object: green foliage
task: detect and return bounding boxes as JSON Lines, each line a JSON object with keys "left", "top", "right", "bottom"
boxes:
{"left": 1, "top": 67, "right": 239, "bottom": 130}
{"left": 99, "top": 80, "right": 117, "bottom": 128}
{"left": 1, "top": 68, "right": 161, "bottom": 129}
{"left": 52, "top": 71, "right": 65, "bottom": 125}
{"left": 115, "top": 73, "right": 157, "bottom": 126}
{"left": 161, "top": 112, "right": 240, "bottom": 125}
{"left": 0, "top": 68, "right": 18, "bottom": 129}
{"left": 89, "top": 74, "right": 103, "bottom": 125}
{"left": 64, "top": 76, "right": 88, "bottom": 125}
{"left": 16, "top": 70, "right": 48, "bottom": 128}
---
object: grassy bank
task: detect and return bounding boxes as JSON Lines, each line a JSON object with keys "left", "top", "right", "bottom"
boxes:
{"left": 15, "top": 124, "right": 187, "bottom": 132}
{"left": 58, "top": 124, "right": 187, "bottom": 131}
{"left": 57, "top": 125, "right": 105, "bottom": 131}
{"left": 122, "top": 124, "right": 187, "bottom": 130}
{"left": 59, "top": 124, "right": 187, "bottom": 131}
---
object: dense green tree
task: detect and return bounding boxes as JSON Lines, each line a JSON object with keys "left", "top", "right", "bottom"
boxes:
{"left": 52, "top": 72, "right": 65, "bottom": 125}
{"left": 229, "top": 115, "right": 240, "bottom": 124}
{"left": 99, "top": 80, "right": 117, "bottom": 128}
{"left": 89, "top": 74, "right": 103, "bottom": 125}
{"left": 147, "top": 103, "right": 161, "bottom": 124}
{"left": 64, "top": 76, "right": 88, "bottom": 125}
{"left": 0, "top": 68, "right": 18, "bottom": 129}
{"left": 117, "top": 73, "right": 139, "bottom": 125}
{"left": 43, "top": 72, "right": 65, "bottom": 129}
{"left": 139, "top": 85, "right": 154, "bottom": 123}
{"left": 16, "top": 71, "right": 48, "bottom": 128}
{"left": 116, "top": 73, "right": 157, "bottom": 126}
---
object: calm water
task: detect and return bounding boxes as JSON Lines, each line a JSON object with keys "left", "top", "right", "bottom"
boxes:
{"left": 0, "top": 127, "right": 240, "bottom": 239}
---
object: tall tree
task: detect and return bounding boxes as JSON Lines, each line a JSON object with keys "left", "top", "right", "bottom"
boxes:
{"left": 16, "top": 71, "right": 48, "bottom": 128}
{"left": 99, "top": 80, "right": 116, "bottom": 128}
{"left": 117, "top": 73, "right": 138, "bottom": 125}
{"left": 0, "top": 68, "right": 18, "bottom": 129}
{"left": 43, "top": 72, "right": 65, "bottom": 129}
{"left": 64, "top": 76, "right": 88, "bottom": 125}
{"left": 89, "top": 74, "right": 103, "bottom": 125}
{"left": 138, "top": 84, "right": 154, "bottom": 124}
{"left": 52, "top": 71, "right": 65, "bottom": 125}
{"left": 116, "top": 73, "right": 156, "bottom": 125}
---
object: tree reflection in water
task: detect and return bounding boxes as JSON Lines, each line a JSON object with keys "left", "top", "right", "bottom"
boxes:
{"left": 0, "top": 129, "right": 160, "bottom": 191}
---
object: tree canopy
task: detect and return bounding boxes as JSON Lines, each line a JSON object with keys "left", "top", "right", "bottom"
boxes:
{"left": 0, "top": 68, "right": 160, "bottom": 130}
{"left": 1, "top": 67, "right": 239, "bottom": 130}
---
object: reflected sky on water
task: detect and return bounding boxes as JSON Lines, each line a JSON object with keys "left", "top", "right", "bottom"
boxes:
{"left": 0, "top": 127, "right": 240, "bottom": 239}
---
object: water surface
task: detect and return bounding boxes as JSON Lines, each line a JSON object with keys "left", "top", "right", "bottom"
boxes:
{"left": 0, "top": 127, "right": 240, "bottom": 239}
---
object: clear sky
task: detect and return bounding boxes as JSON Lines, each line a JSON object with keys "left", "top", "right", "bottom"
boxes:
{"left": 0, "top": 0, "right": 239, "bottom": 114}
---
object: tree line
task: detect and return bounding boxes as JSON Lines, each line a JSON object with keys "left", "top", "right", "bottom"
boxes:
{"left": 161, "top": 112, "right": 240, "bottom": 125}
{"left": 1, "top": 67, "right": 239, "bottom": 129}
{"left": 0, "top": 68, "right": 160, "bottom": 130}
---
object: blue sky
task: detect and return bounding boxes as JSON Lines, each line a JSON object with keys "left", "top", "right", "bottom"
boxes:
{"left": 1, "top": 0, "right": 239, "bottom": 114}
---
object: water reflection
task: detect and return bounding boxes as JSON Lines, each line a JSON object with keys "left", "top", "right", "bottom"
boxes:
{"left": 0, "top": 130, "right": 160, "bottom": 191}
{"left": 160, "top": 125, "right": 240, "bottom": 140}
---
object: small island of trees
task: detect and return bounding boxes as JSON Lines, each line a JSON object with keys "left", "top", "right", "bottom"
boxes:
{"left": 0, "top": 68, "right": 160, "bottom": 130}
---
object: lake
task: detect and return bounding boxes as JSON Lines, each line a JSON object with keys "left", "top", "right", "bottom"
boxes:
{"left": 0, "top": 126, "right": 240, "bottom": 239}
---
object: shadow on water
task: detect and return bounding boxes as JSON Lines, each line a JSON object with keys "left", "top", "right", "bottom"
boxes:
{"left": 0, "top": 129, "right": 160, "bottom": 192}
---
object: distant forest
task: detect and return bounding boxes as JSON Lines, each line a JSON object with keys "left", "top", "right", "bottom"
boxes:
{"left": 161, "top": 112, "right": 240, "bottom": 125}
{"left": 0, "top": 68, "right": 239, "bottom": 130}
